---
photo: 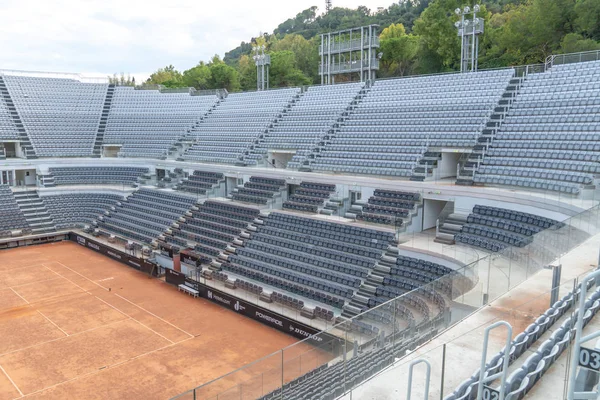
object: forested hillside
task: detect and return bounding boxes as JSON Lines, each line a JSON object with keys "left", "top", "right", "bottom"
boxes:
{"left": 140, "top": 0, "right": 600, "bottom": 91}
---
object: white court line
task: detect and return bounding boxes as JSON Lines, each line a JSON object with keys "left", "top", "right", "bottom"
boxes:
{"left": 9, "top": 288, "right": 30, "bottom": 305}
{"left": 46, "top": 261, "right": 110, "bottom": 292}
{"left": 7, "top": 277, "right": 63, "bottom": 290}
{"left": 19, "top": 337, "right": 194, "bottom": 398}
{"left": 43, "top": 263, "right": 175, "bottom": 345}
{"left": 94, "top": 296, "right": 175, "bottom": 345}
{"left": 0, "top": 319, "right": 129, "bottom": 358}
{"left": 52, "top": 261, "right": 194, "bottom": 338}
{"left": 42, "top": 265, "right": 91, "bottom": 295}
{"left": 114, "top": 294, "right": 194, "bottom": 339}
{"left": 0, "top": 364, "right": 24, "bottom": 397}
{"left": 36, "top": 310, "right": 68, "bottom": 337}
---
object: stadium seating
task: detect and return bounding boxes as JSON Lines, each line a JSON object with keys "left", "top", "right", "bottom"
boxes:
{"left": 222, "top": 211, "right": 396, "bottom": 309}
{"left": 0, "top": 91, "right": 19, "bottom": 141}
{"left": 2, "top": 75, "right": 108, "bottom": 157}
{"left": 283, "top": 181, "right": 336, "bottom": 213}
{"left": 175, "top": 170, "right": 224, "bottom": 195}
{"left": 231, "top": 176, "right": 286, "bottom": 204}
{"left": 97, "top": 188, "right": 197, "bottom": 244}
{"left": 0, "top": 185, "right": 29, "bottom": 235}
{"left": 454, "top": 205, "right": 563, "bottom": 252}
{"left": 309, "top": 69, "right": 515, "bottom": 177}
{"left": 46, "top": 166, "right": 148, "bottom": 186}
{"left": 181, "top": 88, "right": 300, "bottom": 165}
{"left": 167, "top": 200, "right": 259, "bottom": 260}
{"left": 474, "top": 60, "right": 600, "bottom": 193}
{"left": 104, "top": 87, "right": 217, "bottom": 158}
{"left": 445, "top": 282, "right": 600, "bottom": 400}
{"left": 253, "top": 82, "right": 364, "bottom": 167}
{"left": 352, "top": 189, "right": 421, "bottom": 225}
{"left": 42, "top": 193, "right": 123, "bottom": 229}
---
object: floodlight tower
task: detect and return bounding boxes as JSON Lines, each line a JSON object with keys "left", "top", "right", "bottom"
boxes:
{"left": 252, "top": 45, "right": 270, "bottom": 90}
{"left": 454, "top": 5, "right": 484, "bottom": 72}
{"left": 325, "top": 0, "right": 332, "bottom": 13}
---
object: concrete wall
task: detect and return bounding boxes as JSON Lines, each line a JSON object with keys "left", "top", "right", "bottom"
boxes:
{"left": 437, "top": 151, "right": 461, "bottom": 179}
{"left": 422, "top": 199, "right": 447, "bottom": 230}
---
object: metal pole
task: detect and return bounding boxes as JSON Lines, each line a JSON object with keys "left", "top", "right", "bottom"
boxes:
{"left": 568, "top": 270, "right": 600, "bottom": 399}
{"left": 328, "top": 32, "right": 331, "bottom": 85}
{"left": 406, "top": 359, "right": 431, "bottom": 400}
{"left": 440, "top": 343, "right": 446, "bottom": 400}
{"left": 471, "top": 12, "right": 477, "bottom": 72}
{"left": 476, "top": 321, "right": 513, "bottom": 400}
{"left": 460, "top": 14, "right": 465, "bottom": 72}
{"left": 360, "top": 27, "right": 364, "bottom": 82}
{"left": 321, "top": 34, "right": 324, "bottom": 85}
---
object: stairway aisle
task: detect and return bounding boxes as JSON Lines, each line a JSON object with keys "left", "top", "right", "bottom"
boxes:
{"left": 13, "top": 190, "right": 56, "bottom": 234}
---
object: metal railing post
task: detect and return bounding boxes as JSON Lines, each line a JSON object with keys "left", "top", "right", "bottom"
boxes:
{"left": 567, "top": 270, "right": 600, "bottom": 400}
{"left": 406, "top": 359, "right": 431, "bottom": 400}
{"left": 476, "top": 321, "right": 513, "bottom": 400}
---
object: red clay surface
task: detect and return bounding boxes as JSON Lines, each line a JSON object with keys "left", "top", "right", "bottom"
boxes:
{"left": 0, "top": 242, "right": 327, "bottom": 399}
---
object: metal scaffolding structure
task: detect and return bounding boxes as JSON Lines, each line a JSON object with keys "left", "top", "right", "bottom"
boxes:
{"left": 319, "top": 25, "right": 380, "bottom": 84}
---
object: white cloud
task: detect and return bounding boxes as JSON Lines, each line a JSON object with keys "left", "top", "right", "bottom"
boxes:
{"left": 0, "top": 0, "right": 394, "bottom": 79}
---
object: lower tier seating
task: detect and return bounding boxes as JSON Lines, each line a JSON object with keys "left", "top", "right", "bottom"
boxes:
{"left": 42, "top": 193, "right": 123, "bottom": 229}
{"left": 97, "top": 188, "right": 196, "bottom": 244}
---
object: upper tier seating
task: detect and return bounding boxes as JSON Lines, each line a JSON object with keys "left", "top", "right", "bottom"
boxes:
{"left": 42, "top": 193, "right": 123, "bottom": 229}
{"left": 104, "top": 87, "right": 217, "bottom": 159}
{"left": 0, "top": 185, "right": 29, "bottom": 235}
{"left": 222, "top": 211, "right": 395, "bottom": 309}
{"left": 232, "top": 176, "right": 286, "bottom": 205}
{"left": 97, "top": 188, "right": 196, "bottom": 244}
{"left": 310, "top": 69, "right": 514, "bottom": 177}
{"left": 0, "top": 93, "right": 19, "bottom": 141}
{"left": 175, "top": 170, "right": 224, "bottom": 195}
{"left": 455, "top": 204, "right": 563, "bottom": 252}
{"left": 181, "top": 88, "right": 300, "bottom": 165}
{"left": 167, "top": 200, "right": 259, "bottom": 261}
{"left": 254, "top": 82, "right": 364, "bottom": 167}
{"left": 282, "top": 181, "right": 336, "bottom": 213}
{"left": 475, "top": 60, "right": 600, "bottom": 194}
{"left": 47, "top": 166, "right": 148, "bottom": 186}
{"left": 3, "top": 75, "right": 107, "bottom": 157}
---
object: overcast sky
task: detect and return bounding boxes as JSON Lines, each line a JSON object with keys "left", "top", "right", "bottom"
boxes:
{"left": 0, "top": 0, "right": 394, "bottom": 82}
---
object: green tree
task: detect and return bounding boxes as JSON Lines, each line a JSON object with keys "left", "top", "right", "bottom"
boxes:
{"left": 560, "top": 33, "right": 600, "bottom": 53}
{"left": 182, "top": 63, "right": 212, "bottom": 90}
{"left": 209, "top": 62, "right": 241, "bottom": 92}
{"left": 146, "top": 65, "right": 184, "bottom": 88}
{"left": 379, "top": 23, "right": 419, "bottom": 76}
{"left": 269, "top": 51, "right": 312, "bottom": 87}
{"left": 271, "top": 34, "right": 319, "bottom": 82}
{"left": 575, "top": 0, "right": 600, "bottom": 41}
{"left": 238, "top": 54, "right": 257, "bottom": 91}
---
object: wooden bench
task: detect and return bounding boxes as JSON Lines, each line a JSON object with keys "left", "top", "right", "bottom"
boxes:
{"left": 178, "top": 284, "right": 199, "bottom": 298}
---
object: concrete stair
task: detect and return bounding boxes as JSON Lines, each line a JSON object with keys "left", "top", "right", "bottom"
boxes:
{"left": 13, "top": 191, "right": 55, "bottom": 234}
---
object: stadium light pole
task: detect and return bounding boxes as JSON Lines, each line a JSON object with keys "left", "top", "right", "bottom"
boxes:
{"left": 454, "top": 5, "right": 482, "bottom": 73}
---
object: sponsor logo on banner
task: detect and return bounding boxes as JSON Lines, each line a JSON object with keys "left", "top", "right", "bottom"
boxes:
{"left": 107, "top": 251, "right": 122, "bottom": 260}
{"left": 256, "top": 311, "right": 284, "bottom": 327}
{"left": 234, "top": 301, "right": 245, "bottom": 312}
{"left": 289, "top": 325, "right": 324, "bottom": 342}
{"left": 68, "top": 233, "right": 157, "bottom": 276}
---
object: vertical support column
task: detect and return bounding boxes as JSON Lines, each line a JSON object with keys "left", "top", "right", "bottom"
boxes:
{"left": 321, "top": 34, "right": 324, "bottom": 85}
{"left": 360, "top": 27, "right": 364, "bottom": 82}
{"left": 327, "top": 32, "right": 332, "bottom": 85}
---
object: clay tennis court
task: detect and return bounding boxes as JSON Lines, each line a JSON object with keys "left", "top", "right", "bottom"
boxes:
{"left": 0, "top": 241, "right": 329, "bottom": 400}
